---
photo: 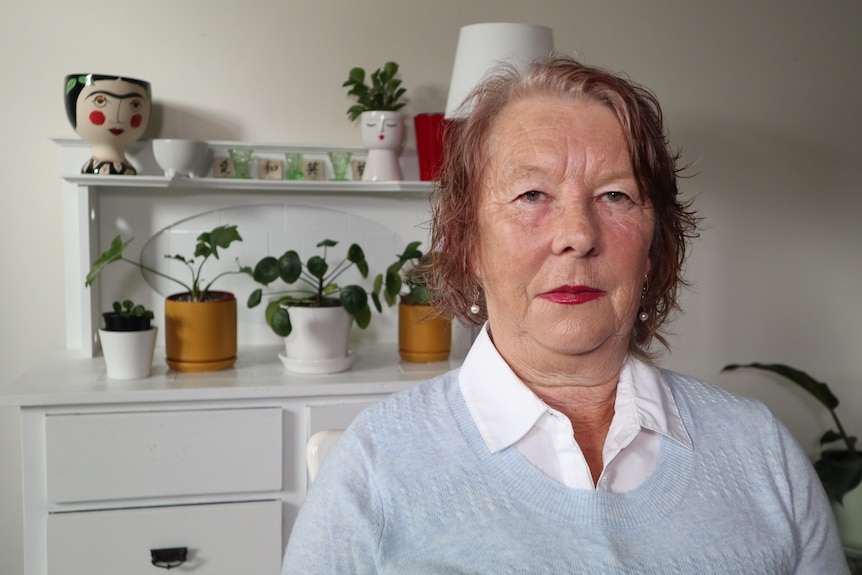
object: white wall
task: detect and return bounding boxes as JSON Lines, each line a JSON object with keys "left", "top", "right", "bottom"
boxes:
{"left": 1, "top": 0, "right": 860, "bottom": 477}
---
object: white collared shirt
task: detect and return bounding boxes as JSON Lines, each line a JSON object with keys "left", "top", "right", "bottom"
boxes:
{"left": 459, "top": 324, "right": 692, "bottom": 492}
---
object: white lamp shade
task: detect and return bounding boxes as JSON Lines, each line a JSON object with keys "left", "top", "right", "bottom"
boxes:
{"left": 445, "top": 23, "right": 554, "bottom": 119}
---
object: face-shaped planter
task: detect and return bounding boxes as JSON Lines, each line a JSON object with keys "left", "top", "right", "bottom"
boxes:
{"left": 64, "top": 74, "right": 152, "bottom": 175}
{"left": 360, "top": 110, "right": 404, "bottom": 181}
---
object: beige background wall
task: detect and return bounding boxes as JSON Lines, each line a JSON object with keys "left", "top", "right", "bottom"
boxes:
{"left": 0, "top": 2, "right": 860, "bottom": 566}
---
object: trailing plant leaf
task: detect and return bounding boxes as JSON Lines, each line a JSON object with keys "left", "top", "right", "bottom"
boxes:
{"left": 85, "top": 235, "right": 133, "bottom": 287}
{"left": 85, "top": 224, "right": 246, "bottom": 303}
{"left": 723, "top": 362, "right": 838, "bottom": 410}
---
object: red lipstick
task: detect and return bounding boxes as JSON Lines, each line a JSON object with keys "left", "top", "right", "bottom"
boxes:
{"left": 110, "top": 128, "right": 124, "bottom": 135}
{"left": 538, "top": 285, "right": 606, "bottom": 305}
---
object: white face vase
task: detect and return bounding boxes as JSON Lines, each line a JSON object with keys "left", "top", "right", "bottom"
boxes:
{"left": 64, "top": 74, "right": 151, "bottom": 175}
{"left": 361, "top": 111, "right": 404, "bottom": 150}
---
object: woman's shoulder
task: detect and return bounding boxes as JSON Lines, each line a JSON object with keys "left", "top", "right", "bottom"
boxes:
{"left": 660, "top": 367, "right": 768, "bottom": 411}
{"left": 658, "top": 367, "right": 784, "bottom": 441}
{"left": 349, "top": 368, "right": 464, "bottom": 436}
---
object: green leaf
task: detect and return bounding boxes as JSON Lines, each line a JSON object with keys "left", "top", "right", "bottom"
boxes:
{"left": 815, "top": 451, "right": 862, "bottom": 504}
{"left": 347, "top": 243, "right": 365, "bottom": 264}
{"left": 353, "top": 305, "right": 372, "bottom": 329}
{"left": 307, "top": 255, "right": 328, "bottom": 279}
{"left": 167, "top": 254, "right": 191, "bottom": 265}
{"left": 253, "top": 257, "right": 279, "bottom": 284}
{"left": 722, "top": 363, "right": 839, "bottom": 410}
{"left": 821, "top": 430, "right": 845, "bottom": 446}
{"left": 371, "top": 291, "right": 382, "bottom": 314}
{"left": 340, "top": 284, "right": 368, "bottom": 316}
{"left": 247, "top": 288, "right": 262, "bottom": 308}
{"left": 347, "top": 67, "right": 365, "bottom": 85}
{"left": 278, "top": 251, "right": 302, "bottom": 283}
{"left": 65, "top": 77, "right": 77, "bottom": 95}
{"left": 317, "top": 238, "right": 337, "bottom": 248}
{"left": 270, "top": 306, "right": 292, "bottom": 338}
{"left": 384, "top": 269, "right": 402, "bottom": 300}
{"left": 86, "top": 235, "right": 133, "bottom": 287}
{"left": 196, "top": 224, "right": 242, "bottom": 260}
{"left": 400, "top": 241, "right": 423, "bottom": 261}
{"left": 347, "top": 105, "right": 366, "bottom": 121}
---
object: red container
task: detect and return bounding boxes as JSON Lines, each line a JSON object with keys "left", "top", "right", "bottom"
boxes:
{"left": 414, "top": 113, "right": 447, "bottom": 181}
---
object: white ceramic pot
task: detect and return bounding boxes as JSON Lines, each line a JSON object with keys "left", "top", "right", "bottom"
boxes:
{"left": 279, "top": 305, "right": 354, "bottom": 374}
{"left": 834, "top": 484, "right": 862, "bottom": 550}
{"left": 360, "top": 110, "right": 404, "bottom": 181}
{"left": 98, "top": 327, "right": 158, "bottom": 379}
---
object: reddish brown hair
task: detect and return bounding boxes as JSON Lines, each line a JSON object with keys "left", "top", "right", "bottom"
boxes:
{"left": 428, "top": 56, "right": 699, "bottom": 357}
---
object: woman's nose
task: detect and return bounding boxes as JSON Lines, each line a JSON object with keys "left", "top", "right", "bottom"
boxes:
{"left": 551, "top": 200, "right": 600, "bottom": 258}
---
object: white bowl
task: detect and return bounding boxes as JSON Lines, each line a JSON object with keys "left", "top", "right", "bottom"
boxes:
{"left": 152, "top": 139, "right": 208, "bottom": 178}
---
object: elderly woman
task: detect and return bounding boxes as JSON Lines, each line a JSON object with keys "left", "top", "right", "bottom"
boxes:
{"left": 283, "top": 57, "right": 847, "bottom": 573}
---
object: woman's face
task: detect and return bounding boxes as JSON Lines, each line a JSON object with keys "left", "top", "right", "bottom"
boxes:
{"left": 75, "top": 78, "right": 150, "bottom": 151}
{"left": 472, "top": 98, "right": 654, "bottom": 368}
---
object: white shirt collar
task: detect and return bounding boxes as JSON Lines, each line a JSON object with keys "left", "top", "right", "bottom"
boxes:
{"left": 458, "top": 323, "right": 692, "bottom": 454}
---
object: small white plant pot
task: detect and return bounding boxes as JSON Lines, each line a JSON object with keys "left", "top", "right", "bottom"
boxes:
{"left": 833, "top": 484, "right": 862, "bottom": 549}
{"left": 278, "top": 305, "right": 354, "bottom": 374}
{"left": 99, "top": 327, "right": 158, "bottom": 380}
{"left": 360, "top": 111, "right": 404, "bottom": 181}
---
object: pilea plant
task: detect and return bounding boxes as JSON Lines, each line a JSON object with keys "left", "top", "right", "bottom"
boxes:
{"left": 246, "top": 239, "right": 377, "bottom": 337}
{"left": 102, "top": 299, "right": 155, "bottom": 331}
{"left": 343, "top": 61, "right": 408, "bottom": 121}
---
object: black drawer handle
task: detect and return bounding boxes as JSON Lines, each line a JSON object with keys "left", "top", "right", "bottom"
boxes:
{"left": 150, "top": 547, "right": 188, "bottom": 569}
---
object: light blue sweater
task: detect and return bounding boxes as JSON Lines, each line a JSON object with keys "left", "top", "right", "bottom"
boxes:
{"left": 283, "top": 368, "right": 848, "bottom": 574}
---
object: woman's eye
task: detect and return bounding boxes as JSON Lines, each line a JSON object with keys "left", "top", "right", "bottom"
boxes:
{"left": 520, "top": 190, "right": 546, "bottom": 202}
{"left": 385, "top": 121, "right": 397, "bottom": 127}
{"left": 93, "top": 95, "right": 108, "bottom": 108}
{"left": 602, "top": 191, "right": 631, "bottom": 203}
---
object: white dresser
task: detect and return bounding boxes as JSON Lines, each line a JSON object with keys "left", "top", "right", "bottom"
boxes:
{"left": 0, "top": 344, "right": 459, "bottom": 574}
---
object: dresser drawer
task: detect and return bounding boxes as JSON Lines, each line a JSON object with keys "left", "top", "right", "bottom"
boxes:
{"left": 48, "top": 499, "right": 282, "bottom": 574}
{"left": 46, "top": 408, "right": 282, "bottom": 503}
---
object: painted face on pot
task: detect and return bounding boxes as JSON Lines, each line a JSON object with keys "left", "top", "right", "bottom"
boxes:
{"left": 75, "top": 78, "right": 150, "bottom": 152}
{"left": 471, "top": 98, "right": 655, "bottom": 371}
{"left": 361, "top": 111, "right": 404, "bottom": 150}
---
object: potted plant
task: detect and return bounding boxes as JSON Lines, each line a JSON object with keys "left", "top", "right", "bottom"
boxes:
{"left": 343, "top": 61, "right": 408, "bottom": 181}
{"left": 373, "top": 241, "right": 451, "bottom": 362}
{"left": 98, "top": 299, "right": 158, "bottom": 380}
{"left": 246, "top": 239, "right": 376, "bottom": 374}
{"left": 86, "top": 224, "right": 249, "bottom": 372}
{"left": 722, "top": 362, "right": 862, "bottom": 548}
